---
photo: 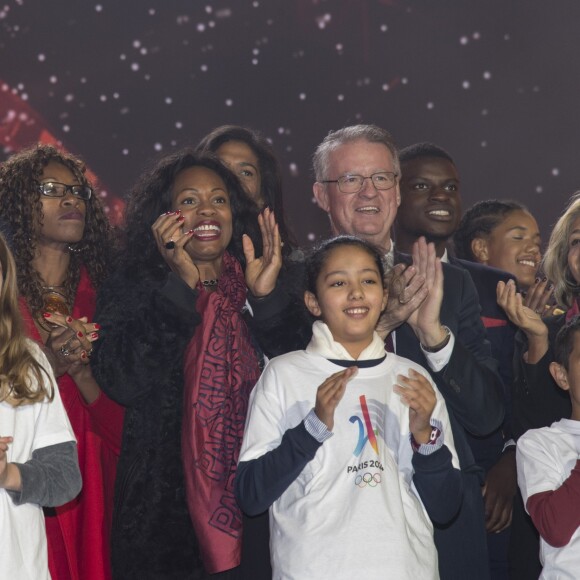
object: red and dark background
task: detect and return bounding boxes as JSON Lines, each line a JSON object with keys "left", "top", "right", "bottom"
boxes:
{"left": 2, "top": 0, "right": 579, "bottom": 243}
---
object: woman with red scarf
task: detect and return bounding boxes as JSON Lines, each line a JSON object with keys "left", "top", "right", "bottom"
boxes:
{"left": 0, "top": 144, "right": 124, "bottom": 580}
{"left": 91, "top": 151, "right": 281, "bottom": 579}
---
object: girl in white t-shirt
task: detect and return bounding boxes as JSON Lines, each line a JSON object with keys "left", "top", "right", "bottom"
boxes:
{"left": 0, "top": 233, "right": 81, "bottom": 580}
{"left": 236, "top": 235, "right": 461, "bottom": 579}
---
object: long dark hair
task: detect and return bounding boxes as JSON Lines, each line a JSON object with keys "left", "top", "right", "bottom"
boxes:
{"left": 120, "top": 149, "right": 261, "bottom": 276}
{"left": 0, "top": 144, "right": 114, "bottom": 313}
{"left": 197, "top": 125, "right": 296, "bottom": 252}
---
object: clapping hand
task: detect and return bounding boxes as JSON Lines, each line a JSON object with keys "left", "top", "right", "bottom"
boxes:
{"left": 376, "top": 263, "right": 428, "bottom": 339}
{"left": 244, "top": 208, "right": 283, "bottom": 297}
{"left": 394, "top": 369, "right": 437, "bottom": 444}
{"left": 314, "top": 367, "right": 358, "bottom": 431}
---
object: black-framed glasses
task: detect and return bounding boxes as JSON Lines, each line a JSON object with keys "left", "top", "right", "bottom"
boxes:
{"left": 322, "top": 171, "right": 399, "bottom": 194}
{"left": 38, "top": 181, "right": 93, "bottom": 201}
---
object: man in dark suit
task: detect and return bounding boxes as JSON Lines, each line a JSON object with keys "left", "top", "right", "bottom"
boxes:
{"left": 394, "top": 142, "right": 516, "bottom": 580}
{"left": 249, "top": 125, "right": 504, "bottom": 579}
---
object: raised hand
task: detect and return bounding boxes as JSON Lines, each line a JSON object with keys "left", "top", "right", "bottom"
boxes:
{"left": 314, "top": 367, "right": 358, "bottom": 431}
{"left": 394, "top": 369, "right": 437, "bottom": 444}
{"left": 376, "top": 263, "right": 428, "bottom": 339}
{"left": 244, "top": 207, "right": 283, "bottom": 297}
{"left": 0, "top": 436, "right": 13, "bottom": 488}
{"left": 407, "top": 238, "right": 446, "bottom": 348}
{"left": 152, "top": 210, "right": 198, "bottom": 288}
{"left": 523, "top": 277, "right": 555, "bottom": 316}
{"left": 497, "top": 279, "right": 549, "bottom": 363}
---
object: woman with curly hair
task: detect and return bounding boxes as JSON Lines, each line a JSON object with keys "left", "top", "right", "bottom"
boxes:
{"left": 0, "top": 144, "right": 124, "bottom": 580}
{"left": 197, "top": 124, "right": 297, "bottom": 253}
{"left": 91, "top": 149, "right": 280, "bottom": 579}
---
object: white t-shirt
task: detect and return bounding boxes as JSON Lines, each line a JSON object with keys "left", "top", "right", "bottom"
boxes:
{"left": 517, "top": 419, "right": 580, "bottom": 580}
{"left": 0, "top": 341, "right": 76, "bottom": 580}
{"left": 239, "top": 350, "right": 459, "bottom": 580}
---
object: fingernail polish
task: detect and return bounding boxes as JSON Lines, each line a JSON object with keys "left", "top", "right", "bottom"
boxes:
{"left": 91, "top": 332, "right": 99, "bottom": 339}
{"left": 93, "top": 323, "right": 101, "bottom": 330}
{"left": 43, "top": 312, "right": 52, "bottom": 318}
{"left": 66, "top": 316, "right": 73, "bottom": 323}
{"left": 177, "top": 216, "right": 185, "bottom": 222}
{"left": 77, "top": 331, "right": 84, "bottom": 338}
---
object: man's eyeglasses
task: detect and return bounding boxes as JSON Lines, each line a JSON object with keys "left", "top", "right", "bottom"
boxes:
{"left": 38, "top": 181, "right": 93, "bottom": 201}
{"left": 322, "top": 171, "right": 398, "bottom": 194}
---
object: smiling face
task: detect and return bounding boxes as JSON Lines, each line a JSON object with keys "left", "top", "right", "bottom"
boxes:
{"left": 304, "top": 244, "right": 388, "bottom": 359}
{"left": 313, "top": 140, "right": 400, "bottom": 252}
{"left": 472, "top": 209, "right": 541, "bottom": 290}
{"left": 36, "top": 161, "right": 87, "bottom": 249}
{"left": 215, "top": 140, "right": 263, "bottom": 207}
{"left": 170, "top": 166, "right": 233, "bottom": 269}
{"left": 396, "top": 156, "right": 461, "bottom": 255}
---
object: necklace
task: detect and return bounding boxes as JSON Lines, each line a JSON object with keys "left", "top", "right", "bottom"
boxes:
{"left": 36, "top": 285, "right": 71, "bottom": 332}
{"left": 201, "top": 279, "right": 219, "bottom": 287}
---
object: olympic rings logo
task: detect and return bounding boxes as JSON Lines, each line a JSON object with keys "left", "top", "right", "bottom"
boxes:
{"left": 354, "top": 472, "right": 382, "bottom": 488}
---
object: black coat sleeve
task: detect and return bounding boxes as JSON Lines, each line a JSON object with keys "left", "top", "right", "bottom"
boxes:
{"left": 91, "top": 269, "right": 201, "bottom": 408}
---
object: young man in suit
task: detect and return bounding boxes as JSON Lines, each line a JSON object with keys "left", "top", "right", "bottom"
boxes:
{"left": 394, "top": 142, "right": 516, "bottom": 580}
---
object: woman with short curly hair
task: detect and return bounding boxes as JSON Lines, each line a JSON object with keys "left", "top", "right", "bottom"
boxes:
{"left": 0, "top": 143, "right": 123, "bottom": 580}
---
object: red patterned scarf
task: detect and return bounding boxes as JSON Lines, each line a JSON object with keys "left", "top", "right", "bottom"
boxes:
{"left": 182, "top": 252, "right": 261, "bottom": 574}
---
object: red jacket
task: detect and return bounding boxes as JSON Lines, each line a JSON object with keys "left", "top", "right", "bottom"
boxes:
{"left": 20, "top": 269, "right": 124, "bottom": 580}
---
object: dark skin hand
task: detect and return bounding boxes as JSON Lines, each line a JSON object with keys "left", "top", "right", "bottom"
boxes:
{"left": 482, "top": 450, "right": 517, "bottom": 533}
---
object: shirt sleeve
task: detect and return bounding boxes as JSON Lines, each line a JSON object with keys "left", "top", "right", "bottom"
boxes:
{"left": 517, "top": 432, "right": 580, "bottom": 547}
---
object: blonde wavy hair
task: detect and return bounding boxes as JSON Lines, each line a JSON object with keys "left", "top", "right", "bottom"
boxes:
{"left": 542, "top": 192, "right": 580, "bottom": 310}
{"left": 0, "top": 233, "right": 53, "bottom": 406}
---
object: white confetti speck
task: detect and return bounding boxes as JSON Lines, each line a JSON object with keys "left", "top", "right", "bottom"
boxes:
{"left": 140, "top": 47, "right": 148, "bottom": 55}
{"left": 65, "top": 94, "right": 74, "bottom": 102}
{"left": 481, "top": 109, "right": 488, "bottom": 115}
{"left": 49, "top": 76, "right": 58, "bottom": 84}
{"left": 308, "top": 233, "right": 316, "bottom": 241}
{"left": 131, "top": 63, "right": 139, "bottom": 71}
{"left": 62, "top": 125, "right": 70, "bottom": 132}
{"left": 38, "top": 54, "right": 45, "bottom": 62}
{"left": 252, "top": 58, "right": 258, "bottom": 65}
{"left": 100, "top": 95, "right": 107, "bottom": 102}
{"left": 122, "top": 148, "right": 129, "bottom": 155}
{"left": 175, "top": 121, "right": 183, "bottom": 129}
{"left": 253, "top": 48, "right": 260, "bottom": 55}
{"left": 200, "top": 64, "right": 208, "bottom": 72}
{"left": 483, "top": 71, "right": 491, "bottom": 80}
{"left": 382, "top": 84, "right": 389, "bottom": 91}
{"left": 197, "top": 23, "right": 206, "bottom": 32}
{"left": 299, "top": 93, "right": 306, "bottom": 100}
{"left": 337, "top": 94, "right": 344, "bottom": 101}
{"left": 472, "top": 31, "right": 480, "bottom": 40}
{"left": 165, "top": 97, "right": 173, "bottom": 105}
{"left": 427, "top": 102, "right": 434, "bottom": 109}
{"left": 481, "top": 141, "right": 487, "bottom": 147}
{"left": 113, "top": 92, "right": 119, "bottom": 99}
{"left": 205, "top": 5, "right": 213, "bottom": 13}
{"left": 401, "top": 78, "right": 408, "bottom": 85}
{"left": 289, "top": 163, "right": 298, "bottom": 176}
{"left": 336, "top": 43, "right": 343, "bottom": 51}
{"left": 536, "top": 186, "right": 543, "bottom": 193}
{"left": 133, "top": 40, "right": 141, "bottom": 48}
{"left": 462, "top": 80, "right": 470, "bottom": 89}
{"left": 552, "top": 168, "right": 560, "bottom": 176}
{"left": 380, "top": 24, "right": 388, "bottom": 32}
{"left": 154, "top": 143, "right": 162, "bottom": 151}
{"left": 460, "top": 36, "right": 469, "bottom": 45}
{"left": 95, "top": 4, "right": 103, "bottom": 12}
{"left": 253, "top": 1, "right": 259, "bottom": 6}
{"left": 225, "top": 99, "right": 233, "bottom": 106}
{"left": 120, "top": 54, "right": 126, "bottom": 61}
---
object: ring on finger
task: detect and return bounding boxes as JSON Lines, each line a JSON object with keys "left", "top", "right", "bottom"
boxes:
{"left": 59, "top": 344, "right": 71, "bottom": 357}
{"left": 165, "top": 240, "right": 176, "bottom": 250}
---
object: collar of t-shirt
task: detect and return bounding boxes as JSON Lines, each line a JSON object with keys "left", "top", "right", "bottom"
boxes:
{"left": 305, "top": 320, "right": 386, "bottom": 368}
